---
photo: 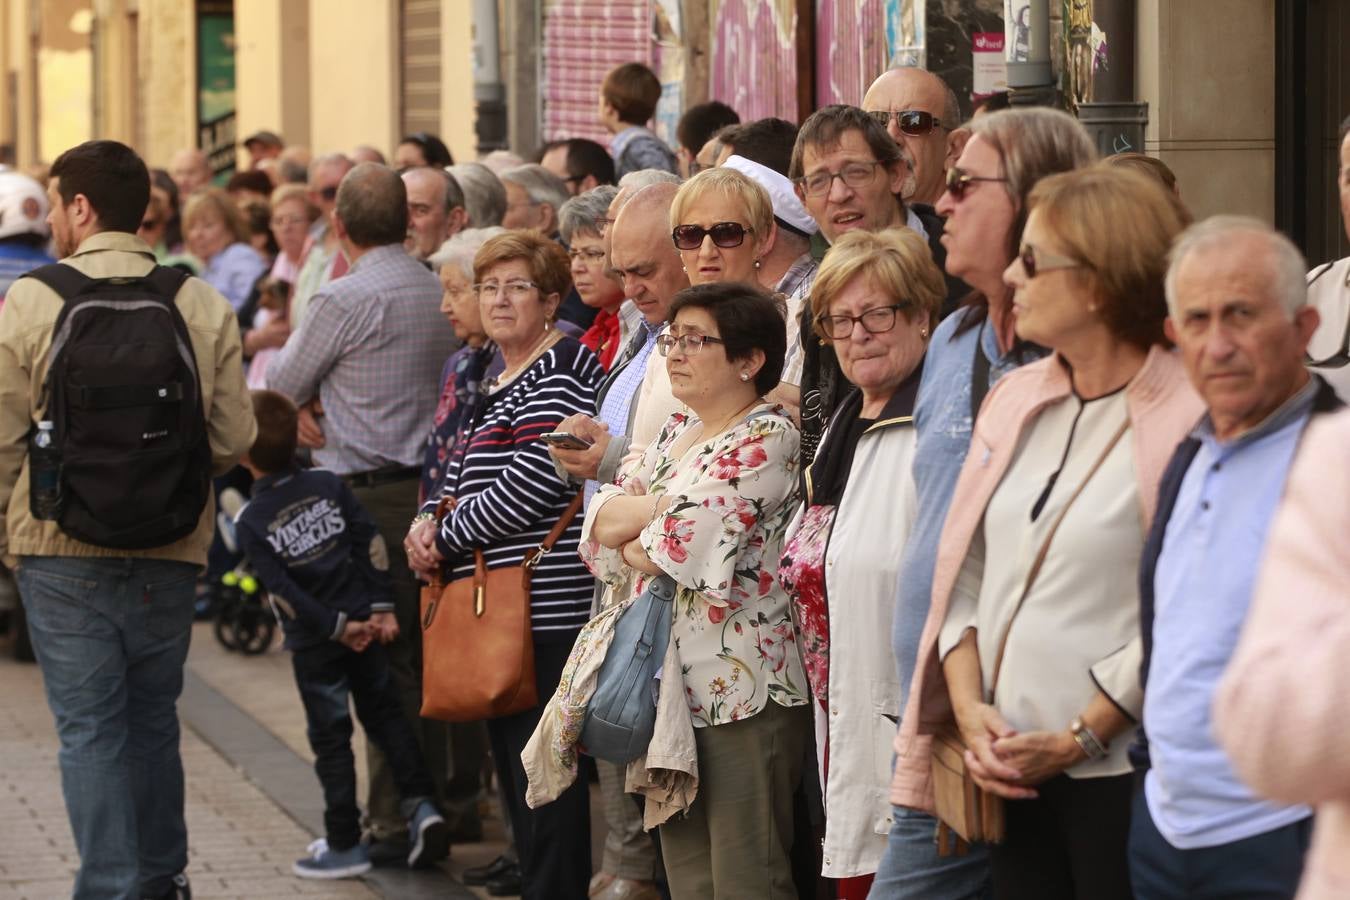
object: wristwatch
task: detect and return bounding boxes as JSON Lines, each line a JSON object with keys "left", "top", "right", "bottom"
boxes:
{"left": 1070, "top": 717, "right": 1109, "bottom": 761}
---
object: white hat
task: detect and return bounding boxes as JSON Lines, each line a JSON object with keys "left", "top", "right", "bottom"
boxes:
{"left": 0, "top": 170, "right": 50, "bottom": 241}
{"left": 721, "top": 155, "right": 818, "bottom": 236}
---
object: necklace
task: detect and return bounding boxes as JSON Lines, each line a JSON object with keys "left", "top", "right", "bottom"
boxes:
{"left": 699, "top": 396, "right": 761, "bottom": 440}
{"left": 488, "top": 328, "right": 562, "bottom": 392}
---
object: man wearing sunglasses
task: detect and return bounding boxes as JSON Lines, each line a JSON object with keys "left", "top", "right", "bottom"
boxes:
{"left": 291, "top": 153, "right": 354, "bottom": 331}
{"left": 863, "top": 68, "right": 962, "bottom": 207}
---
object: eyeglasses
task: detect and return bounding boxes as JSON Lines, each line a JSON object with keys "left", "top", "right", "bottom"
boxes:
{"left": 317, "top": 185, "right": 339, "bottom": 201}
{"left": 568, "top": 247, "right": 607, "bottom": 264}
{"left": 794, "top": 161, "right": 887, "bottom": 198}
{"left": 596, "top": 217, "right": 615, "bottom": 237}
{"left": 815, "top": 304, "right": 910, "bottom": 340}
{"left": 270, "top": 215, "right": 308, "bottom": 228}
{"left": 866, "top": 109, "right": 946, "bottom": 135}
{"left": 944, "top": 166, "right": 1009, "bottom": 201}
{"left": 655, "top": 332, "right": 727, "bottom": 357}
{"left": 671, "top": 222, "right": 753, "bottom": 251}
{"left": 472, "top": 279, "right": 539, "bottom": 301}
{"left": 1018, "top": 244, "right": 1081, "bottom": 279}
{"left": 140, "top": 219, "right": 160, "bottom": 230}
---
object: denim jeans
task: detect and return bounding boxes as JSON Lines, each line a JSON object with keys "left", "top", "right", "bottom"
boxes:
{"left": 18, "top": 555, "right": 199, "bottom": 900}
{"left": 868, "top": 805, "right": 992, "bottom": 899}
{"left": 291, "top": 638, "right": 437, "bottom": 850}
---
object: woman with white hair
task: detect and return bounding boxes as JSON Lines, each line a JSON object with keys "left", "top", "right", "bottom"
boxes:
{"left": 559, "top": 185, "right": 628, "bottom": 369}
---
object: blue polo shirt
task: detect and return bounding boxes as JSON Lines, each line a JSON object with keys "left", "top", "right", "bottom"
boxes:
{"left": 1144, "top": 380, "right": 1316, "bottom": 849}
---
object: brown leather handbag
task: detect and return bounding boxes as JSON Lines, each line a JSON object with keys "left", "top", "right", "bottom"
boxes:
{"left": 420, "top": 492, "right": 583, "bottom": 722}
{"left": 931, "top": 420, "right": 1129, "bottom": 853}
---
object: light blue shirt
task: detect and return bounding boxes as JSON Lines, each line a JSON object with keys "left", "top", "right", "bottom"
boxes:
{"left": 201, "top": 241, "right": 268, "bottom": 312}
{"left": 584, "top": 319, "right": 660, "bottom": 508}
{"left": 892, "top": 311, "right": 1041, "bottom": 707}
{"left": 1144, "top": 380, "right": 1317, "bottom": 849}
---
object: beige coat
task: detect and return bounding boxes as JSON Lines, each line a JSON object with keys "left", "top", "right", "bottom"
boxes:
{"left": 1215, "top": 408, "right": 1350, "bottom": 900}
{"left": 0, "top": 232, "right": 256, "bottom": 567}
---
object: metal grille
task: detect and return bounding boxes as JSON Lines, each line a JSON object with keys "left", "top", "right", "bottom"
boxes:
{"left": 541, "top": 0, "right": 652, "bottom": 144}
{"left": 709, "top": 0, "right": 799, "bottom": 123}
{"left": 816, "top": 0, "right": 891, "bottom": 108}
{"left": 400, "top": 0, "right": 442, "bottom": 137}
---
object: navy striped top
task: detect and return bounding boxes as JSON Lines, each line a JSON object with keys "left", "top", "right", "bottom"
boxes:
{"left": 433, "top": 337, "right": 602, "bottom": 642}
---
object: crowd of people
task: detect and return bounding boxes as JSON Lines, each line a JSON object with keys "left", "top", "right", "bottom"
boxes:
{"left": 1, "top": 56, "right": 1349, "bottom": 900}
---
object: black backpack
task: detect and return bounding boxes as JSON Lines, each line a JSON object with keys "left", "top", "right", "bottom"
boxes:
{"left": 21, "top": 264, "right": 213, "bottom": 549}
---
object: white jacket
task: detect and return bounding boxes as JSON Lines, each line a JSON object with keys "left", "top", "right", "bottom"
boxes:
{"left": 786, "top": 388, "right": 919, "bottom": 878}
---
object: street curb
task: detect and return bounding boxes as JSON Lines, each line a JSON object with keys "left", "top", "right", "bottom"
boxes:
{"left": 180, "top": 669, "right": 475, "bottom": 900}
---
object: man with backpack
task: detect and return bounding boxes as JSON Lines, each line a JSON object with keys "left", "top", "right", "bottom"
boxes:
{"left": 0, "top": 140, "right": 255, "bottom": 900}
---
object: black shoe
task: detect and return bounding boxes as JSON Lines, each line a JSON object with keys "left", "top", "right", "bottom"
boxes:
{"left": 143, "top": 873, "right": 191, "bottom": 900}
{"left": 464, "top": 855, "right": 516, "bottom": 886}
{"left": 485, "top": 867, "right": 523, "bottom": 897}
{"left": 366, "top": 834, "right": 412, "bottom": 867}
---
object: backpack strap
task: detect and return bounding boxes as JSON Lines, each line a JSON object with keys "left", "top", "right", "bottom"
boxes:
{"left": 144, "top": 265, "right": 191, "bottom": 301}
{"left": 21, "top": 263, "right": 95, "bottom": 300}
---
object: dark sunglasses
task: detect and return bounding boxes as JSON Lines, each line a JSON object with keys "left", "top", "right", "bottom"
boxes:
{"left": 140, "top": 219, "right": 160, "bottom": 230}
{"left": 1018, "top": 243, "right": 1081, "bottom": 280}
{"left": 867, "top": 109, "right": 946, "bottom": 136}
{"left": 318, "top": 185, "right": 339, "bottom": 201}
{"left": 671, "top": 222, "right": 752, "bottom": 251}
{"left": 944, "top": 166, "right": 1009, "bottom": 201}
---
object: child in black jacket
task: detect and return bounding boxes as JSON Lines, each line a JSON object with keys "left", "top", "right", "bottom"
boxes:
{"left": 236, "top": 390, "right": 447, "bottom": 880}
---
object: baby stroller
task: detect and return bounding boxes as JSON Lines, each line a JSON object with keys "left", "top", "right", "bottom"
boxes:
{"left": 211, "top": 487, "right": 277, "bottom": 654}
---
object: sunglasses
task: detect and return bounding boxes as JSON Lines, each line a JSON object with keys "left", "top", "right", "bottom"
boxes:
{"left": 867, "top": 109, "right": 946, "bottom": 135}
{"left": 1018, "top": 244, "right": 1081, "bottom": 279}
{"left": 318, "top": 185, "right": 339, "bottom": 201}
{"left": 671, "top": 222, "right": 752, "bottom": 251}
{"left": 944, "top": 166, "right": 1009, "bottom": 201}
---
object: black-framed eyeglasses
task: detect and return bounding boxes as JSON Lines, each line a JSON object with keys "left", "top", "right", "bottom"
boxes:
{"left": 794, "top": 161, "right": 887, "bottom": 198}
{"left": 655, "top": 333, "right": 726, "bottom": 356}
{"left": 945, "top": 166, "right": 1009, "bottom": 201}
{"left": 1018, "top": 244, "right": 1082, "bottom": 280}
{"left": 671, "top": 222, "right": 752, "bottom": 251}
{"left": 815, "top": 304, "right": 911, "bottom": 341}
{"left": 867, "top": 109, "right": 946, "bottom": 136}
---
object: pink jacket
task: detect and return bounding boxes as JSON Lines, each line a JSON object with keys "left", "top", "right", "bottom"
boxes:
{"left": 1214, "top": 408, "right": 1350, "bottom": 900}
{"left": 889, "top": 345, "right": 1203, "bottom": 810}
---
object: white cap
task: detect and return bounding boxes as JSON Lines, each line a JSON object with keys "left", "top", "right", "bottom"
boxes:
{"left": 721, "top": 154, "right": 818, "bottom": 236}
{"left": 0, "top": 170, "right": 49, "bottom": 241}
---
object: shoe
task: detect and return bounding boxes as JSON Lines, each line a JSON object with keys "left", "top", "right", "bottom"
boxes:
{"left": 486, "top": 868, "right": 524, "bottom": 897}
{"left": 593, "top": 878, "right": 661, "bottom": 900}
{"left": 142, "top": 873, "right": 192, "bottom": 900}
{"left": 464, "top": 855, "right": 516, "bottom": 886}
{"left": 366, "top": 834, "right": 411, "bottom": 867}
{"left": 292, "top": 842, "right": 372, "bottom": 879}
{"left": 406, "top": 799, "right": 449, "bottom": 868}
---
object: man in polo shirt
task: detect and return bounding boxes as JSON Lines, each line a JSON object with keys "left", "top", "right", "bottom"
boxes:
{"left": 267, "top": 162, "right": 457, "bottom": 867}
{"left": 1131, "top": 216, "right": 1339, "bottom": 898}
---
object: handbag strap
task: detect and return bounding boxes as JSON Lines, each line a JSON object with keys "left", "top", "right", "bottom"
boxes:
{"left": 523, "top": 490, "right": 584, "bottom": 570}
{"left": 986, "top": 417, "right": 1130, "bottom": 700}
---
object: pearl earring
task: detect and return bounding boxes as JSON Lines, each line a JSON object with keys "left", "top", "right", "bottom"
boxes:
{"left": 740, "top": 372, "right": 750, "bottom": 382}
{"left": 754, "top": 259, "right": 761, "bottom": 269}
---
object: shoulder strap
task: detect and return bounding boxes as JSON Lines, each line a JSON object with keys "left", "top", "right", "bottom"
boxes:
{"left": 523, "top": 491, "right": 585, "bottom": 570}
{"left": 21, "top": 263, "right": 94, "bottom": 299}
{"left": 145, "top": 265, "right": 191, "bottom": 301}
{"left": 987, "top": 418, "right": 1130, "bottom": 699}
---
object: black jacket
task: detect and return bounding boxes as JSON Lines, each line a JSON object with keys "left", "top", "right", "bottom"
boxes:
{"left": 1129, "top": 377, "right": 1343, "bottom": 770}
{"left": 235, "top": 468, "right": 393, "bottom": 650}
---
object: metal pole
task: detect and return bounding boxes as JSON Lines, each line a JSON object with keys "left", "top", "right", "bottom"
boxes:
{"left": 1005, "top": 0, "right": 1056, "bottom": 106}
{"left": 471, "top": 0, "right": 506, "bottom": 154}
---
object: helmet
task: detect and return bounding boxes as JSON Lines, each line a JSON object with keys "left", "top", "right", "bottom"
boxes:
{"left": 0, "top": 170, "right": 50, "bottom": 240}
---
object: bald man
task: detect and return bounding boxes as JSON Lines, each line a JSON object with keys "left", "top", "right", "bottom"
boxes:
{"left": 862, "top": 68, "right": 962, "bottom": 206}
{"left": 168, "top": 148, "right": 213, "bottom": 197}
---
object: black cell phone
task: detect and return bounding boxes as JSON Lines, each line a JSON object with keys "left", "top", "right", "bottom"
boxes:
{"left": 540, "top": 431, "right": 593, "bottom": 450}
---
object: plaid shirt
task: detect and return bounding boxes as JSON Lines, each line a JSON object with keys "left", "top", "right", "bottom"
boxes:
{"left": 267, "top": 243, "right": 457, "bottom": 475}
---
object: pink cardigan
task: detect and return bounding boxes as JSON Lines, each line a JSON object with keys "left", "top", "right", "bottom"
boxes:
{"left": 889, "top": 345, "right": 1203, "bottom": 810}
{"left": 1214, "top": 408, "right": 1350, "bottom": 900}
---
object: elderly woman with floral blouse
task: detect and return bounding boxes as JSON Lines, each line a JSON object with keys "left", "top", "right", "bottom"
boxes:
{"left": 582, "top": 280, "right": 809, "bottom": 900}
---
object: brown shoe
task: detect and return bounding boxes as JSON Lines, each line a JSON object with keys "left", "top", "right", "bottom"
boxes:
{"left": 592, "top": 878, "right": 661, "bottom": 900}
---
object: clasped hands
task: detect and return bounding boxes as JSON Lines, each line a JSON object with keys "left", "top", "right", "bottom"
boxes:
{"left": 338, "top": 611, "right": 399, "bottom": 652}
{"left": 955, "top": 702, "right": 1087, "bottom": 800}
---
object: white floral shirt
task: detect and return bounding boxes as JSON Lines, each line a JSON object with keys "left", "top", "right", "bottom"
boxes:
{"left": 581, "top": 404, "right": 810, "bottom": 727}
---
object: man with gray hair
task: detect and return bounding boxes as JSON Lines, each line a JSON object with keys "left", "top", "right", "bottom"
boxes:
{"left": 268, "top": 163, "right": 457, "bottom": 868}
{"left": 862, "top": 67, "right": 962, "bottom": 206}
{"left": 447, "top": 162, "right": 508, "bottom": 227}
{"left": 1130, "top": 216, "right": 1339, "bottom": 899}
{"left": 500, "top": 163, "right": 571, "bottom": 233}
{"left": 290, "top": 152, "right": 354, "bottom": 330}
{"left": 401, "top": 166, "right": 466, "bottom": 261}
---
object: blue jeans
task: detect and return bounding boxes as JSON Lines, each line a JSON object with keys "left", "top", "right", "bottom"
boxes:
{"left": 869, "top": 805, "right": 991, "bottom": 899}
{"left": 18, "top": 555, "right": 199, "bottom": 900}
{"left": 1128, "top": 786, "right": 1312, "bottom": 899}
{"left": 291, "top": 639, "right": 437, "bottom": 850}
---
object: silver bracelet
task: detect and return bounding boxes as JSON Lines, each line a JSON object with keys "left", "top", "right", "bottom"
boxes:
{"left": 1071, "top": 717, "right": 1109, "bottom": 760}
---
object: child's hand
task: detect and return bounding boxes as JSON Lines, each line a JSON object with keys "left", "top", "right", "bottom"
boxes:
{"left": 370, "top": 611, "right": 399, "bottom": 644}
{"left": 339, "top": 620, "right": 373, "bottom": 652}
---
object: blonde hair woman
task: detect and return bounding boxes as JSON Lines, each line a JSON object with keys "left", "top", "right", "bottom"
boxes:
{"left": 668, "top": 167, "right": 774, "bottom": 286}
{"left": 182, "top": 187, "right": 267, "bottom": 310}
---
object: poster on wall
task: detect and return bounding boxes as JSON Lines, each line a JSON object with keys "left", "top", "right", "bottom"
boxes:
{"left": 652, "top": 0, "right": 683, "bottom": 150}
{"left": 197, "top": 1, "right": 236, "bottom": 182}
{"left": 886, "top": 0, "right": 925, "bottom": 69}
{"left": 973, "top": 32, "right": 1008, "bottom": 98}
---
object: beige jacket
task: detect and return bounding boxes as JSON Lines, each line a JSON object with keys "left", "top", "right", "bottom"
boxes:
{"left": 0, "top": 232, "right": 256, "bottom": 567}
{"left": 1215, "top": 408, "right": 1350, "bottom": 900}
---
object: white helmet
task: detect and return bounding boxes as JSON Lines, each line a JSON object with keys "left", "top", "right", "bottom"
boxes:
{"left": 0, "top": 170, "right": 50, "bottom": 240}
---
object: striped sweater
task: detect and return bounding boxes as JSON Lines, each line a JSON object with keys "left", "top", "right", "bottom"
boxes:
{"left": 433, "top": 337, "right": 602, "bottom": 641}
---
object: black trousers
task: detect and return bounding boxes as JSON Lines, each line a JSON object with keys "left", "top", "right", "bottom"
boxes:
{"left": 291, "top": 640, "right": 437, "bottom": 850}
{"left": 487, "top": 637, "right": 591, "bottom": 900}
{"left": 990, "top": 772, "right": 1133, "bottom": 900}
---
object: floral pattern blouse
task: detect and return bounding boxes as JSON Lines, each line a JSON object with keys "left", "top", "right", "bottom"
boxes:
{"left": 581, "top": 403, "right": 810, "bottom": 727}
